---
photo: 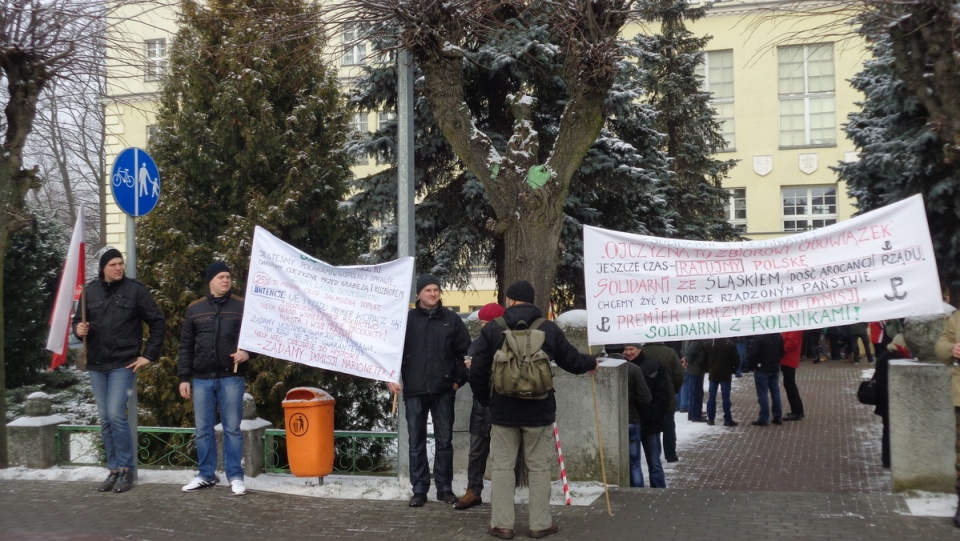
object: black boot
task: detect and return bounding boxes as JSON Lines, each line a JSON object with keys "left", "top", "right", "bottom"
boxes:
{"left": 97, "top": 470, "right": 119, "bottom": 492}
{"left": 113, "top": 469, "right": 134, "bottom": 493}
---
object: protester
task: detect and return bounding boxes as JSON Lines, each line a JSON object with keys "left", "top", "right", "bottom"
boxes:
{"left": 934, "top": 311, "right": 960, "bottom": 528}
{"left": 178, "top": 262, "right": 255, "bottom": 495}
{"left": 749, "top": 332, "right": 784, "bottom": 427}
{"left": 643, "top": 342, "right": 683, "bottom": 462}
{"left": 681, "top": 339, "right": 708, "bottom": 422}
{"left": 623, "top": 343, "right": 668, "bottom": 488}
{"left": 847, "top": 322, "right": 874, "bottom": 364}
{"left": 469, "top": 281, "right": 597, "bottom": 540}
{"left": 388, "top": 274, "right": 471, "bottom": 507}
{"left": 72, "top": 248, "right": 166, "bottom": 493}
{"left": 455, "top": 302, "right": 505, "bottom": 510}
{"left": 706, "top": 338, "right": 740, "bottom": 427}
{"left": 622, "top": 344, "right": 653, "bottom": 487}
{"left": 780, "top": 330, "right": 805, "bottom": 421}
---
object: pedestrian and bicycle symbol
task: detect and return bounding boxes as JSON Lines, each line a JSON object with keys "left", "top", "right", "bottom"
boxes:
{"left": 111, "top": 147, "right": 160, "bottom": 217}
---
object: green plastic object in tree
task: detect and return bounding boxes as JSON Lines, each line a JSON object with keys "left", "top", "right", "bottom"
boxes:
{"left": 490, "top": 163, "right": 500, "bottom": 180}
{"left": 527, "top": 165, "right": 551, "bottom": 189}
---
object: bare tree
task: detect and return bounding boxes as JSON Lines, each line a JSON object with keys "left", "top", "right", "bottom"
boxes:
{"left": 323, "top": 0, "right": 640, "bottom": 312}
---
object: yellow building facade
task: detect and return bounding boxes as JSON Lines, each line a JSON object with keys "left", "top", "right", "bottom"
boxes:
{"left": 102, "top": 0, "right": 864, "bottom": 312}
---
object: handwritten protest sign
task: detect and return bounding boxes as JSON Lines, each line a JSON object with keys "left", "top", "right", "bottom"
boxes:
{"left": 238, "top": 226, "right": 413, "bottom": 383}
{"left": 584, "top": 195, "right": 944, "bottom": 345}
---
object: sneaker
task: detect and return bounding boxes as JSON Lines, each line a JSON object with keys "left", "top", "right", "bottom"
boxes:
{"left": 230, "top": 479, "right": 247, "bottom": 496}
{"left": 454, "top": 488, "right": 482, "bottom": 510}
{"left": 182, "top": 476, "right": 220, "bottom": 492}
{"left": 97, "top": 471, "right": 119, "bottom": 492}
{"left": 112, "top": 470, "right": 133, "bottom": 493}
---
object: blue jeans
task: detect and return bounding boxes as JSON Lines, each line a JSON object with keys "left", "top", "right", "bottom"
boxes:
{"left": 404, "top": 391, "right": 455, "bottom": 495}
{"left": 640, "top": 428, "right": 665, "bottom": 488}
{"left": 88, "top": 368, "right": 137, "bottom": 470}
{"left": 736, "top": 341, "right": 749, "bottom": 375}
{"left": 678, "top": 380, "right": 690, "bottom": 411}
{"left": 754, "top": 371, "right": 783, "bottom": 424}
{"left": 686, "top": 373, "right": 704, "bottom": 420}
{"left": 707, "top": 380, "right": 733, "bottom": 423}
{"left": 628, "top": 424, "right": 644, "bottom": 487}
{"left": 193, "top": 377, "right": 245, "bottom": 482}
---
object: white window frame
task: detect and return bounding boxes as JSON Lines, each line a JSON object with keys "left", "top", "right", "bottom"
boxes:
{"left": 698, "top": 49, "right": 735, "bottom": 150}
{"left": 378, "top": 111, "right": 396, "bottom": 131}
{"left": 778, "top": 44, "right": 836, "bottom": 147}
{"left": 782, "top": 186, "right": 837, "bottom": 232}
{"left": 726, "top": 188, "right": 746, "bottom": 232}
{"left": 351, "top": 112, "right": 370, "bottom": 165}
{"left": 342, "top": 25, "right": 367, "bottom": 66}
{"left": 145, "top": 39, "right": 167, "bottom": 81}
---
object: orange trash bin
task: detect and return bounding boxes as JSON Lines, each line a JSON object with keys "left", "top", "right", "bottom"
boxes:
{"left": 282, "top": 387, "right": 335, "bottom": 477}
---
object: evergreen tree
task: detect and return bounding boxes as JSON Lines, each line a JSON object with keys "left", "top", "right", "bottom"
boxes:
{"left": 3, "top": 206, "right": 65, "bottom": 388}
{"left": 347, "top": 26, "right": 673, "bottom": 310}
{"left": 137, "top": 0, "right": 382, "bottom": 431}
{"left": 836, "top": 35, "right": 960, "bottom": 299}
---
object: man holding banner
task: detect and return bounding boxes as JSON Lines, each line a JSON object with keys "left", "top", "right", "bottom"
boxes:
{"left": 388, "top": 274, "right": 471, "bottom": 508}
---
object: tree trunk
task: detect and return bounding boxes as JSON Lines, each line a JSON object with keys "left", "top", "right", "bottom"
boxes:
{"left": 0, "top": 229, "right": 8, "bottom": 467}
{"left": 500, "top": 199, "right": 565, "bottom": 317}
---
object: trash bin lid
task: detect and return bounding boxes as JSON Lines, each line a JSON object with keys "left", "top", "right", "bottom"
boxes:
{"left": 282, "top": 386, "right": 335, "bottom": 404}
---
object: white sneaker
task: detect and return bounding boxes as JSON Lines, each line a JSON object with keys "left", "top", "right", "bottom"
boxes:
{"left": 182, "top": 476, "right": 219, "bottom": 492}
{"left": 230, "top": 479, "right": 247, "bottom": 496}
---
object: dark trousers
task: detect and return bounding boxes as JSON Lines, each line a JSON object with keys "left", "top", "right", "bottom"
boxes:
{"left": 662, "top": 412, "right": 678, "bottom": 461}
{"left": 404, "top": 391, "right": 455, "bottom": 495}
{"left": 781, "top": 366, "right": 804, "bottom": 416}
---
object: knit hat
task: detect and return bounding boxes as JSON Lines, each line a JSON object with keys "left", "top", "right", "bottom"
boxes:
{"left": 505, "top": 281, "right": 535, "bottom": 304}
{"left": 477, "top": 303, "right": 505, "bottom": 323}
{"left": 205, "top": 261, "right": 231, "bottom": 284}
{"left": 416, "top": 274, "right": 441, "bottom": 294}
{"left": 98, "top": 248, "right": 123, "bottom": 279}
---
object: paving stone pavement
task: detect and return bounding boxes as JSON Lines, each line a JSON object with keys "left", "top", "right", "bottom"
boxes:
{"left": 1, "top": 360, "right": 957, "bottom": 540}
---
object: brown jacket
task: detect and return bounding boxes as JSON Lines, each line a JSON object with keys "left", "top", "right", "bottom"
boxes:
{"left": 933, "top": 310, "right": 960, "bottom": 407}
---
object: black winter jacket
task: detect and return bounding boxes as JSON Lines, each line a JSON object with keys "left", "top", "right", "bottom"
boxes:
{"left": 400, "top": 301, "right": 471, "bottom": 397}
{"left": 468, "top": 303, "right": 596, "bottom": 427}
{"left": 749, "top": 333, "right": 784, "bottom": 374}
{"left": 72, "top": 277, "right": 166, "bottom": 371}
{"left": 634, "top": 352, "right": 671, "bottom": 434}
{"left": 178, "top": 293, "right": 254, "bottom": 382}
{"left": 626, "top": 360, "right": 653, "bottom": 425}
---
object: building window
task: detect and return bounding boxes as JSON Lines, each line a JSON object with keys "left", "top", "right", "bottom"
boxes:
{"left": 782, "top": 186, "right": 837, "bottom": 231}
{"left": 778, "top": 44, "right": 835, "bottom": 147}
{"left": 145, "top": 39, "right": 167, "bottom": 81}
{"left": 342, "top": 25, "right": 366, "bottom": 66}
{"left": 697, "top": 49, "right": 735, "bottom": 150}
{"left": 378, "top": 111, "right": 396, "bottom": 131}
{"left": 351, "top": 112, "right": 369, "bottom": 165}
{"left": 726, "top": 188, "right": 746, "bottom": 232}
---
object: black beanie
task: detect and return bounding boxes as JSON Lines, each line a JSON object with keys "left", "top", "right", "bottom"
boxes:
{"left": 506, "top": 281, "right": 535, "bottom": 304}
{"left": 416, "top": 274, "right": 441, "bottom": 294}
{"left": 205, "top": 261, "right": 231, "bottom": 284}
{"left": 99, "top": 248, "right": 123, "bottom": 272}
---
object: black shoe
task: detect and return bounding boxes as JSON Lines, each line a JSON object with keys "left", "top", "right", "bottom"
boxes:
{"left": 437, "top": 491, "right": 458, "bottom": 504}
{"left": 666, "top": 456, "right": 679, "bottom": 463}
{"left": 783, "top": 413, "right": 804, "bottom": 421}
{"left": 689, "top": 417, "right": 707, "bottom": 423}
{"left": 706, "top": 419, "right": 715, "bottom": 426}
{"left": 724, "top": 420, "right": 739, "bottom": 427}
{"left": 112, "top": 470, "right": 133, "bottom": 493}
{"left": 751, "top": 420, "right": 769, "bottom": 426}
{"left": 97, "top": 471, "right": 119, "bottom": 492}
{"left": 409, "top": 493, "right": 427, "bottom": 507}
{"left": 772, "top": 417, "right": 783, "bottom": 425}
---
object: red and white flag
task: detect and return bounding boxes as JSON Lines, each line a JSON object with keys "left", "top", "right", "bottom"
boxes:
{"left": 46, "top": 207, "right": 86, "bottom": 370}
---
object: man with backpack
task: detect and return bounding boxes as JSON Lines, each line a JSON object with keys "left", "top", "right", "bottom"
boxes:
{"left": 468, "top": 281, "right": 598, "bottom": 540}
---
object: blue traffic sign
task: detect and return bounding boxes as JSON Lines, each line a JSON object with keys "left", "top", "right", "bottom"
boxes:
{"left": 111, "top": 147, "right": 160, "bottom": 217}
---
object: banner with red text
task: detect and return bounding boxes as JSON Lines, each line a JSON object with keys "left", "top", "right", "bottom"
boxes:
{"left": 584, "top": 195, "right": 943, "bottom": 345}
{"left": 238, "top": 226, "right": 412, "bottom": 383}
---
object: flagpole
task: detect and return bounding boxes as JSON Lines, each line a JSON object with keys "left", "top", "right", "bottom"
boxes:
{"left": 79, "top": 285, "right": 87, "bottom": 371}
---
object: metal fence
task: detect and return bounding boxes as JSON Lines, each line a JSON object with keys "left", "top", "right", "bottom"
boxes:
{"left": 56, "top": 425, "right": 400, "bottom": 475}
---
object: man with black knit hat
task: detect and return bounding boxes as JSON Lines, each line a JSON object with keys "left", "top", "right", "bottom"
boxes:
{"left": 178, "top": 261, "right": 255, "bottom": 496}
{"left": 469, "top": 280, "right": 598, "bottom": 539}
{"left": 388, "top": 274, "right": 471, "bottom": 508}
{"left": 73, "top": 247, "right": 166, "bottom": 494}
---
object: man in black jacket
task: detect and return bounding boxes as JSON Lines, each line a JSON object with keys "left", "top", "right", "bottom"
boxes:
{"left": 469, "top": 281, "right": 597, "bottom": 540}
{"left": 388, "top": 274, "right": 471, "bottom": 508}
{"left": 624, "top": 343, "right": 669, "bottom": 488}
{"left": 178, "top": 262, "right": 254, "bottom": 496}
{"left": 749, "top": 332, "right": 785, "bottom": 426}
{"left": 73, "top": 248, "right": 166, "bottom": 494}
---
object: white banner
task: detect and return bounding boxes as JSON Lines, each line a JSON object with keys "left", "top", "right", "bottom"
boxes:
{"left": 239, "top": 226, "right": 413, "bottom": 383}
{"left": 584, "top": 195, "right": 944, "bottom": 345}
